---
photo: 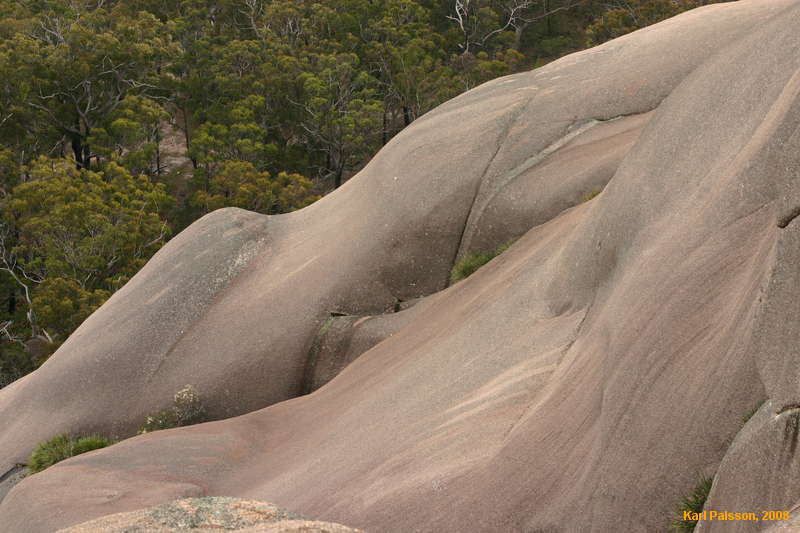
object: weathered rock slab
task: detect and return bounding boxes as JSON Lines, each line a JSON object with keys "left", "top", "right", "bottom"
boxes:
{"left": 57, "top": 498, "right": 362, "bottom": 533}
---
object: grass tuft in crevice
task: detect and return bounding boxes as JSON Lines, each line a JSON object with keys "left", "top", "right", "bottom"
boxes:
{"left": 579, "top": 186, "right": 604, "bottom": 203}
{"left": 741, "top": 400, "right": 766, "bottom": 426}
{"left": 673, "top": 475, "right": 713, "bottom": 532}
{"left": 450, "top": 241, "right": 514, "bottom": 283}
{"left": 28, "top": 434, "right": 114, "bottom": 474}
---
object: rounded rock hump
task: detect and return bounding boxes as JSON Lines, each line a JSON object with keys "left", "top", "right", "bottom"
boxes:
{"left": 3, "top": 1, "right": 800, "bottom": 532}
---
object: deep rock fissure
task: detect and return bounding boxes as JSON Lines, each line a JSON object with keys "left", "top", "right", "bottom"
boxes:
{"left": 776, "top": 402, "right": 800, "bottom": 415}
{"left": 451, "top": 105, "right": 661, "bottom": 281}
{"left": 447, "top": 99, "right": 535, "bottom": 283}
{"left": 0, "top": 465, "right": 24, "bottom": 485}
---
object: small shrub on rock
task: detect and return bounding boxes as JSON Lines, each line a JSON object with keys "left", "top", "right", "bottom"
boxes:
{"left": 139, "top": 384, "right": 207, "bottom": 434}
{"left": 139, "top": 409, "right": 175, "bottom": 433}
{"left": 28, "top": 434, "right": 114, "bottom": 473}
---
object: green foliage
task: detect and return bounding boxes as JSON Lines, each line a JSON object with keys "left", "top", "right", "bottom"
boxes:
{"left": 451, "top": 242, "right": 513, "bottom": 283}
{"left": 296, "top": 52, "right": 383, "bottom": 186}
{"left": 70, "top": 435, "right": 114, "bottom": 455}
{"left": 0, "top": 5, "right": 178, "bottom": 169}
{"left": 0, "top": 341, "right": 33, "bottom": 389}
{"left": 0, "top": 148, "right": 20, "bottom": 194}
{"left": 586, "top": 0, "right": 705, "bottom": 46}
{"left": 31, "top": 279, "right": 110, "bottom": 340}
{"left": 6, "top": 158, "right": 171, "bottom": 285}
{"left": 89, "top": 95, "right": 171, "bottom": 175}
{"left": 580, "top": 186, "right": 604, "bottom": 203}
{"left": 139, "top": 385, "right": 207, "bottom": 434}
{"left": 28, "top": 433, "right": 114, "bottom": 474}
{"left": 0, "top": 158, "right": 171, "bottom": 342}
{"left": 673, "top": 475, "right": 713, "bottom": 532}
{"left": 191, "top": 160, "right": 318, "bottom": 215}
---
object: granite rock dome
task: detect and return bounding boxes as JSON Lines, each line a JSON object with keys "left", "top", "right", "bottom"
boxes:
{"left": 3, "top": 0, "right": 800, "bottom": 531}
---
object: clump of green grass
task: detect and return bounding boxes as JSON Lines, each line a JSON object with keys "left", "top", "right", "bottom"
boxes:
{"left": 580, "top": 186, "right": 604, "bottom": 203}
{"left": 28, "top": 434, "right": 114, "bottom": 473}
{"left": 673, "top": 475, "right": 713, "bottom": 532}
{"left": 741, "top": 400, "right": 765, "bottom": 425}
{"left": 139, "top": 384, "right": 207, "bottom": 434}
{"left": 450, "top": 242, "right": 513, "bottom": 283}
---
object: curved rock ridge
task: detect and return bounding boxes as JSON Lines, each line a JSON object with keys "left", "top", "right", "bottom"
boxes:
{"left": 56, "top": 498, "right": 363, "bottom": 533}
{"left": 303, "top": 296, "right": 434, "bottom": 393}
{"left": 3, "top": 0, "right": 800, "bottom": 532}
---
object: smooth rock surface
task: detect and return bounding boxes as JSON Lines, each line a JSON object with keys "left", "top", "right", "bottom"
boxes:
{"left": 4, "top": 1, "right": 800, "bottom": 533}
{"left": 1, "top": 0, "right": 788, "bottom": 478}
